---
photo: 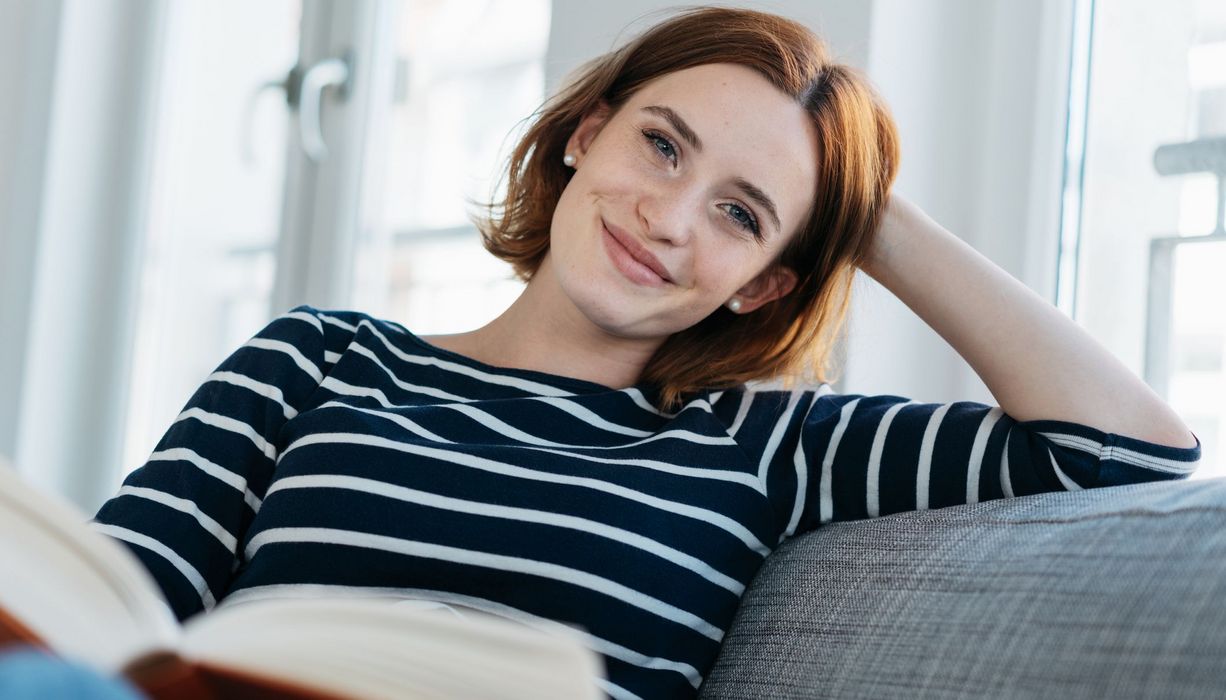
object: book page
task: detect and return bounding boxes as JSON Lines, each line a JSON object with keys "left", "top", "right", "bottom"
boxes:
{"left": 179, "top": 597, "right": 605, "bottom": 699}
{"left": 0, "top": 458, "right": 179, "bottom": 671}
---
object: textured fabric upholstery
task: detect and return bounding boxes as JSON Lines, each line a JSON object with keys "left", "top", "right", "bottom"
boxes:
{"left": 700, "top": 477, "right": 1226, "bottom": 699}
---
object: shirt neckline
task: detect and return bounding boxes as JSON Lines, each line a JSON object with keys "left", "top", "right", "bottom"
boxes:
{"left": 394, "top": 324, "right": 658, "bottom": 397}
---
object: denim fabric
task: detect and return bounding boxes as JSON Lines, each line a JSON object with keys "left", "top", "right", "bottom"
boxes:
{"left": 0, "top": 647, "right": 144, "bottom": 699}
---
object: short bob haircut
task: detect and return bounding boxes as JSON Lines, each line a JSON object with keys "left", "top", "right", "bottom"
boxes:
{"left": 474, "top": 5, "right": 900, "bottom": 412}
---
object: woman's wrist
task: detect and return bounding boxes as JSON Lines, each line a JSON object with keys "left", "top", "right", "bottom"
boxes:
{"left": 861, "top": 193, "right": 923, "bottom": 282}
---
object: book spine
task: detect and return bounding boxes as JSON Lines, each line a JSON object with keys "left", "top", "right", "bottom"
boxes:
{"left": 0, "top": 606, "right": 49, "bottom": 651}
{"left": 195, "top": 662, "right": 355, "bottom": 700}
{"left": 123, "top": 650, "right": 217, "bottom": 700}
{"left": 125, "top": 652, "right": 352, "bottom": 700}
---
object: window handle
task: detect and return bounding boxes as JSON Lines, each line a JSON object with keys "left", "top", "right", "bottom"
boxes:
{"left": 239, "top": 51, "right": 353, "bottom": 168}
{"left": 297, "top": 51, "right": 353, "bottom": 163}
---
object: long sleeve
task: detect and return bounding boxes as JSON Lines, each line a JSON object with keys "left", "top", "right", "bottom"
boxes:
{"left": 739, "top": 391, "right": 1202, "bottom": 540}
{"left": 92, "top": 305, "right": 343, "bottom": 620}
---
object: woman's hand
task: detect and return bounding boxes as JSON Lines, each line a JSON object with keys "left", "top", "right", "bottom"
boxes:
{"left": 853, "top": 191, "right": 1197, "bottom": 449}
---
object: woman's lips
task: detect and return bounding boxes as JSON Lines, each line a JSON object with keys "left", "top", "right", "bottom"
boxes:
{"left": 601, "top": 223, "right": 671, "bottom": 287}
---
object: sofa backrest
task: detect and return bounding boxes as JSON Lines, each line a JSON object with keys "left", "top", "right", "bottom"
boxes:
{"left": 700, "top": 477, "right": 1226, "bottom": 699}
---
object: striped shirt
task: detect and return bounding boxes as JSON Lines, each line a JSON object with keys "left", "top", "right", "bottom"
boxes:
{"left": 92, "top": 305, "right": 1202, "bottom": 699}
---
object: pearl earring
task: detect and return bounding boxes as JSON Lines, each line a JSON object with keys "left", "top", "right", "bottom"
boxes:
{"left": 727, "top": 298, "right": 742, "bottom": 313}
{"left": 563, "top": 153, "right": 577, "bottom": 167}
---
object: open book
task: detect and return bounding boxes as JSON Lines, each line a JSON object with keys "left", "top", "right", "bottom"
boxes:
{"left": 0, "top": 458, "right": 604, "bottom": 699}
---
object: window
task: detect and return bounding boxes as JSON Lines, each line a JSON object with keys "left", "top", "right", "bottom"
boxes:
{"left": 350, "top": 0, "right": 550, "bottom": 332}
{"left": 121, "top": 0, "right": 300, "bottom": 480}
{"left": 1065, "top": 0, "right": 1225, "bottom": 477}
{"left": 120, "top": 0, "right": 551, "bottom": 482}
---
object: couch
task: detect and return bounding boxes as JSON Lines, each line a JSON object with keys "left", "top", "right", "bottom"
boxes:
{"left": 699, "top": 476, "right": 1226, "bottom": 699}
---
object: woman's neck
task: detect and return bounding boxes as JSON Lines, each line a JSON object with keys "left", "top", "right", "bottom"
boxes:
{"left": 426, "top": 264, "right": 664, "bottom": 390}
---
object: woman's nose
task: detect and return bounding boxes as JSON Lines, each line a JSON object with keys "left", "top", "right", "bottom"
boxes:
{"left": 637, "top": 184, "right": 700, "bottom": 247}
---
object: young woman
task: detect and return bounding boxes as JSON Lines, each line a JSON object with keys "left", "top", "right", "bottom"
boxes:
{"left": 93, "top": 7, "right": 1200, "bottom": 699}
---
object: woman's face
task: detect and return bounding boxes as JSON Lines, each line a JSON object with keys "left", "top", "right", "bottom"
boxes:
{"left": 546, "top": 62, "right": 820, "bottom": 342}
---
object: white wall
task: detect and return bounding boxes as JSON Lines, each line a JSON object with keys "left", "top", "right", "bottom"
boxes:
{"left": 546, "top": 1, "right": 874, "bottom": 94}
{"left": 547, "top": 0, "right": 1072, "bottom": 405}
{"left": 848, "top": 0, "right": 1071, "bottom": 404}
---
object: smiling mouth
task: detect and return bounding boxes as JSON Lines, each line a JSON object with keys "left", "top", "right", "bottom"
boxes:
{"left": 601, "top": 223, "right": 671, "bottom": 288}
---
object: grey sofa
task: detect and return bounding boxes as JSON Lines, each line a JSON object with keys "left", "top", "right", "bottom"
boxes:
{"left": 699, "top": 477, "right": 1226, "bottom": 699}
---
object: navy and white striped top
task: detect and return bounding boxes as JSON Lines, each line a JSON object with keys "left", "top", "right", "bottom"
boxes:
{"left": 92, "top": 305, "right": 1202, "bottom": 699}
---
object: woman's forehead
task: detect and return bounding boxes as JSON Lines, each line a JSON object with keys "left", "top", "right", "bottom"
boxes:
{"left": 631, "top": 64, "right": 791, "bottom": 115}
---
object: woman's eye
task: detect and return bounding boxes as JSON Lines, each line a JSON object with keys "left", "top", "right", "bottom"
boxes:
{"left": 722, "top": 203, "right": 762, "bottom": 239}
{"left": 642, "top": 128, "right": 762, "bottom": 241}
{"left": 643, "top": 130, "right": 677, "bottom": 164}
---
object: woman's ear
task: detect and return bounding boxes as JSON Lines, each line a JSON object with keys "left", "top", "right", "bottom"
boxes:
{"left": 564, "top": 100, "right": 613, "bottom": 166}
{"left": 732, "top": 265, "right": 798, "bottom": 314}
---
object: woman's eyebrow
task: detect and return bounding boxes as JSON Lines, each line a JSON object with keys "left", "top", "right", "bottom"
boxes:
{"left": 642, "top": 104, "right": 704, "bottom": 152}
{"left": 640, "top": 104, "right": 782, "bottom": 233}
{"left": 731, "top": 178, "right": 781, "bottom": 234}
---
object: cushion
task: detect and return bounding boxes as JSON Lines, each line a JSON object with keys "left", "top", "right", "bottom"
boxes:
{"left": 699, "top": 477, "right": 1226, "bottom": 699}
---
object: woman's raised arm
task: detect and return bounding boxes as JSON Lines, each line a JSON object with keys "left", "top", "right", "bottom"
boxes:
{"left": 858, "top": 194, "right": 1198, "bottom": 450}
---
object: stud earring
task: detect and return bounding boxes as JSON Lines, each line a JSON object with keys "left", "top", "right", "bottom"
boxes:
{"left": 727, "top": 298, "right": 742, "bottom": 313}
{"left": 563, "top": 153, "right": 577, "bottom": 167}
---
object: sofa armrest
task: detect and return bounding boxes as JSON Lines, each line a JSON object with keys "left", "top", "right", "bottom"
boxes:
{"left": 700, "top": 478, "right": 1226, "bottom": 699}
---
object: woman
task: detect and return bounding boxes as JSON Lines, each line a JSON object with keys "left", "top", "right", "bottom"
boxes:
{"left": 93, "top": 7, "right": 1200, "bottom": 699}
